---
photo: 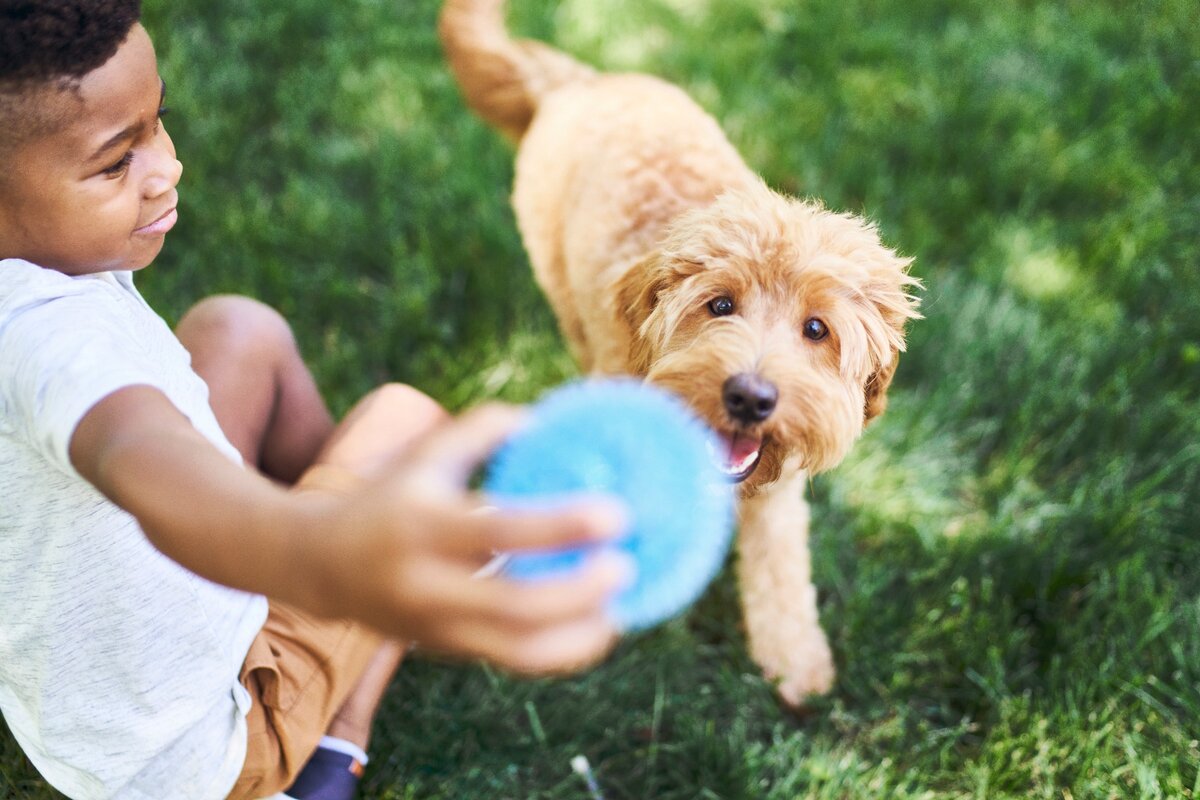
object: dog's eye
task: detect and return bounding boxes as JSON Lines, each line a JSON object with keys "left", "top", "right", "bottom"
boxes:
{"left": 708, "top": 296, "right": 735, "bottom": 316}
{"left": 803, "top": 318, "right": 829, "bottom": 341}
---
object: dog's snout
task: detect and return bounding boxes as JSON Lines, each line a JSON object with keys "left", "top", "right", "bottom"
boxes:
{"left": 722, "top": 373, "right": 778, "bottom": 424}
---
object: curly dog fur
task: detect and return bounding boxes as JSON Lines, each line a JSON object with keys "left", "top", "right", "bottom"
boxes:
{"left": 440, "top": 0, "right": 921, "bottom": 706}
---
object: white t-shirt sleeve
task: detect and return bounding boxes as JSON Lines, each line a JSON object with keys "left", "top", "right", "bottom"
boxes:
{"left": 0, "top": 279, "right": 172, "bottom": 476}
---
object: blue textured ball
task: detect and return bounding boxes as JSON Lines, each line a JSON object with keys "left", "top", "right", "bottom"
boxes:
{"left": 484, "top": 380, "right": 735, "bottom": 632}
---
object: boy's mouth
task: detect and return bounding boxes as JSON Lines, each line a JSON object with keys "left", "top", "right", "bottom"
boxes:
{"left": 134, "top": 206, "right": 178, "bottom": 236}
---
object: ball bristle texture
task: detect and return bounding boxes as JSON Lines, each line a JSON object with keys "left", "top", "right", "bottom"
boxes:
{"left": 484, "top": 380, "right": 735, "bottom": 631}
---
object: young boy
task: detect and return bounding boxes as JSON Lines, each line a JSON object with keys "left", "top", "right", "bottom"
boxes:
{"left": 0, "top": 3, "right": 630, "bottom": 798}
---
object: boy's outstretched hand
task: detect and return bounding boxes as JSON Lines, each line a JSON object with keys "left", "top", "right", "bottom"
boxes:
{"left": 304, "top": 403, "right": 633, "bottom": 675}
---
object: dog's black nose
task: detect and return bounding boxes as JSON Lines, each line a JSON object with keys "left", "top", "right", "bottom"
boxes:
{"left": 722, "top": 373, "right": 778, "bottom": 424}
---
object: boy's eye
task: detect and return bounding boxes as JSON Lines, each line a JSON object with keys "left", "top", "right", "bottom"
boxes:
{"left": 102, "top": 151, "right": 134, "bottom": 178}
{"left": 152, "top": 104, "right": 170, "bottom": 136}
{"left": 99, "top": 83, "right": 169, "bottom": 178}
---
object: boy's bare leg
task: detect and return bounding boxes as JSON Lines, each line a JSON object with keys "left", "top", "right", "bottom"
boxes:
{"left": 179, "top": 298, "right": 447, "bottom": 755}
{"left": 308, "top": 381, "right": 449, "bottom": 481}
{"left": 176, "top": 294, "right": 334, "bottom": 484}
{"left": 303, "top": 383, "right": 449, "bottom": 751}
{"left": 324, "top": 640, "right": 406, "bottom": 749}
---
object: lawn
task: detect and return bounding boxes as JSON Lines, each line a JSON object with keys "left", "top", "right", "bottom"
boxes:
{"left": 3, "top": 0, "right": 1199, "bottom": 797}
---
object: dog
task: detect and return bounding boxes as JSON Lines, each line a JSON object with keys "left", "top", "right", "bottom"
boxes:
{"left": 439, "top": 0, "right": 921, "bottom": 707}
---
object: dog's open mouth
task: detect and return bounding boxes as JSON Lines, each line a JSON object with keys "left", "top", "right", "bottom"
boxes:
{"left": 708, "top": 431, "right": 762, "bottom": 483}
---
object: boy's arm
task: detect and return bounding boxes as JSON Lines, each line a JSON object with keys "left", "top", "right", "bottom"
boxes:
{"left": 69, "top": 384, "right": 630, "bottom": 673}
{"left": 69, "top": 384, "right": 333, "bottom": 612}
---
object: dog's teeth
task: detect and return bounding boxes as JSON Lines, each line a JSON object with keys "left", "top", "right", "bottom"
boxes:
{"left": 708, "top": 432, "right": 760, "bottom": 478}
{"left": 728, "top": 436, "right": 760, "bottom": 470}
{"left": 728, "top": 448, "right": 759, "bottom": 474}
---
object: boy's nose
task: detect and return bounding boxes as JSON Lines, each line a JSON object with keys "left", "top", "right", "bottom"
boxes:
{"left": 143, "top": 140, "right": 183, "bottom": 198}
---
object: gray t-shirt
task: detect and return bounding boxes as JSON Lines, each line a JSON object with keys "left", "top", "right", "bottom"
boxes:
{"left": 0, "top": 259, "right": 268, "bottom": 799}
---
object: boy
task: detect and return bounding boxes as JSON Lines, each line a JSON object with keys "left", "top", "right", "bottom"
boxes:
{"left": 0, "top": 2, "right": 630, "bottom": 798}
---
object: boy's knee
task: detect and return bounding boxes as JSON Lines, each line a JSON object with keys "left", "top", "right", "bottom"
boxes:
{"left": 177, "top": 295, "right": 297, "bottom": 365}
{"left": 359, "top": 384, "right": 448, "bottom": 432}
{"left": 314, "top": 384, "right": 448, "bottom": 476}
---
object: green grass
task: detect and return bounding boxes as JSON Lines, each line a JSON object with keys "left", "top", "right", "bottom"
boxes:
{"left": 4, "top": 0, "right": 1199, "bottom": 797}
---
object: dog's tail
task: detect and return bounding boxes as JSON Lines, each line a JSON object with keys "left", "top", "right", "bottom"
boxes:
{"left": 438, "top": 0, "right": 595, "bottom": 141}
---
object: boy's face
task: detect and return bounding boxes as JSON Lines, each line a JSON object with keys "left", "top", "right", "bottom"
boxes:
{"left": 0, "top": 24, "right": 182, "bottom": 275}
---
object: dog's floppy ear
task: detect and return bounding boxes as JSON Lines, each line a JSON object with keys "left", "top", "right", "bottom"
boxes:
{"left": 615, "top": 254, "right": 663, "bottom": 328}
{"left": 615, "top": 253, "right": 676, "bottom": 375}
{"left": 863, "top": 352, "right": 898, "bottom": 423}
{"left": 856, "top": 257, "right": 921, "bottom": 426}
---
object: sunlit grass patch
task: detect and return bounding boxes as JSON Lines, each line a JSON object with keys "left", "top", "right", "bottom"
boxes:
{"left": 827, "top": 397, "right": 987, "bottom": 548}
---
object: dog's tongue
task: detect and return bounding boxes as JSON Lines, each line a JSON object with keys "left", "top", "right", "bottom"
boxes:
{"left": 710, "top": 432, "right": 761, "bottom": 480}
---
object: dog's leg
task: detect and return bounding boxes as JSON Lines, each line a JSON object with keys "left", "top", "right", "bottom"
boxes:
{"left": 736, "top": 467, "right": 834, "bottom": 708}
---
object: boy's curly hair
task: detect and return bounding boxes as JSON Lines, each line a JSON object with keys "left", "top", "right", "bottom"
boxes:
{"left": 0, "top": 0, "right": 143, "bottom": 158}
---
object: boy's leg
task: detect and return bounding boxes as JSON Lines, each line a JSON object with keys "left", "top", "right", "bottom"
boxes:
{"left": 229, "top": 383, "right": 448, "bottom": 800}
{"left": 298, "top": 383, "right": 448, "bottom": 751}
{"left": 176, "top": 294, "right": 334, "bottom": 484}
{"left": 306, "top": 381, "right": 448, "bottom": 481}
{"left": 324, "top": 640, "right": 405, "bottom": 749}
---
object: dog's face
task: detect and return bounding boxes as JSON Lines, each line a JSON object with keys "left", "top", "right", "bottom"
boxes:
{"left": 617, "top": 184, "right": 920, "bottom": 493}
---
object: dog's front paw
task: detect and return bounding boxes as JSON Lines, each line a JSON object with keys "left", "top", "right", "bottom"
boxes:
{"left": 755, "top": 631, "right": 835, "bottom": 710}
{"left": 771, "top": 654, "right": 835, "bottom": 710}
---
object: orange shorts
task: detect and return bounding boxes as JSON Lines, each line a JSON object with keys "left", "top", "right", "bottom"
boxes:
{"left": 225, "top": 463, "right": 384, "bottom": 800}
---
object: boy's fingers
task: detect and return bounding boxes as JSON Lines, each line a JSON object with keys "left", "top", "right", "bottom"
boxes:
{"left": 403, "top": 403, "right": 527, "bottom": 490}
{"left": 452, "top": 613, "right": 619, "bottom": 676}
{"left": 472, "top": 550, "right": 634, "bottom": 629}
{"left": 400, "top": 550, "right": 630, "bottom": 631}
{"left": 442, "top": 499, "right": 630, "bottom": 558}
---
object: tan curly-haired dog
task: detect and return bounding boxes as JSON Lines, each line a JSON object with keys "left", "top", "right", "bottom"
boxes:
{"left": 440, "top": 0, "right": 921, "bottom": 707}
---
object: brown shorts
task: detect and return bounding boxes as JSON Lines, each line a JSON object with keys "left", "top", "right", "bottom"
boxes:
{"left": 224, "top": 601, "right": 382, "bottom": 800}
{"left": 226, "top": 463, "right": 384, "bottom": 800}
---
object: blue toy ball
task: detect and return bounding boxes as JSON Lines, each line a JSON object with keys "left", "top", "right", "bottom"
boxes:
{"left": 484, "top": 379, "right": 735, "bottom": 632}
